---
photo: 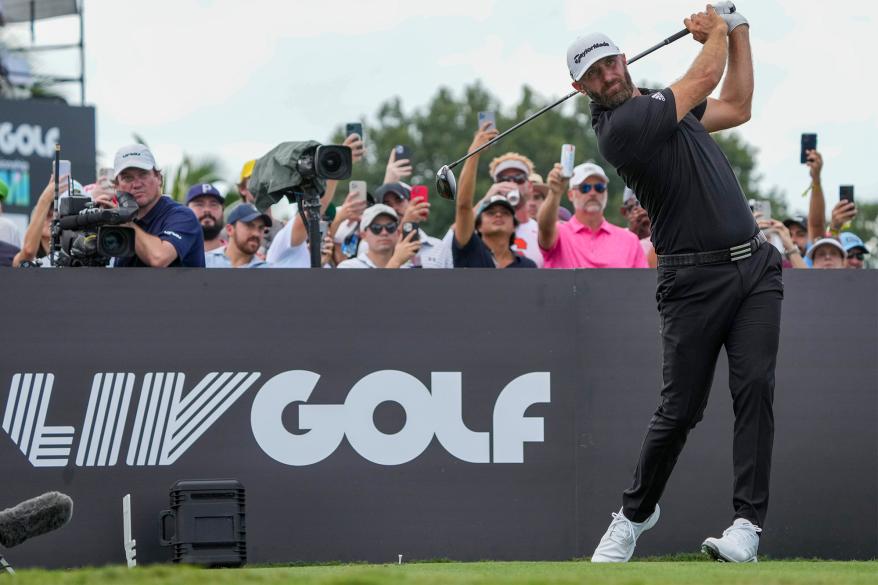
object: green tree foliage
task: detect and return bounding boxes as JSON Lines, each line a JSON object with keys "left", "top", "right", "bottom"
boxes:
{"left": 333, "top": 82, "right": 787, "bottom": 238}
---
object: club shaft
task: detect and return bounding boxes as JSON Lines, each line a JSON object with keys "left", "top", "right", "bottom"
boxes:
{"left": 448, "top": 90, "right": 579, "bottom": 171}
{"left": 446, "top": 28, "right": 690, "bottom": 172}
{"left": 628, "top": 29, "right": 689, "bottom": 65}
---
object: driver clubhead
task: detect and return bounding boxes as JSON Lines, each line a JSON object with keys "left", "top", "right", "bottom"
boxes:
{"left": 436, "top": 165, "right": 457, "bottom": 200}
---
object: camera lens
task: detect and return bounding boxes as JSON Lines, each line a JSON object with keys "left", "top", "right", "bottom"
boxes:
{"left": 101, "top": 231, "right": 125, "bottom": 256}
{"left": 321, "top": 151, "right": 342, "bottom": 175}
{"left": 98, "top": 227, "right": 134, "bottom": 258}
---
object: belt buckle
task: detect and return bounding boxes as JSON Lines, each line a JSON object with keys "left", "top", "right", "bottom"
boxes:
{"left": 729, "top": 241, "right": 752, "bottom": 262}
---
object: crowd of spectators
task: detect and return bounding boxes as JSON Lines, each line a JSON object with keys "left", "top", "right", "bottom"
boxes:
{"left": 0, "top": 133, "right": 871, "bottom": 270}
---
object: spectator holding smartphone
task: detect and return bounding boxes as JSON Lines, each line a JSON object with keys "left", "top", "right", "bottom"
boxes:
{"left": 337, "top": 205, "right": 419, "bottom": 269}
{"left": 539, "top": 162, "right": 648, "bottom": 269}
{"left": 375, "top": 182, "right": 450, "bottom": 268}
{"left": 487, "top": 152, "right": 543, "bottom": 267}
{"left": 11, "top": 176, "right": 58, "bottom": 267}
{"left": 451, "top": 125, "right": 536, "bottom": 269}
{"left": 621, "top": 187, "right": 657, "bottom": 268}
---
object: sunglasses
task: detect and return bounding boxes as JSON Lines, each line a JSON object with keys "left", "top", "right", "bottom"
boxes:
{"left": 367, "top": 222, "right": 398, "bottom": 235}
{"left": 848, "top": 252, "right": 865, "bottom": 261}
{"left": 496, "top": 173, "right": 528, "bottom": 185}
{"left": 578, "top": 182, "right": 607, "bottom": 194}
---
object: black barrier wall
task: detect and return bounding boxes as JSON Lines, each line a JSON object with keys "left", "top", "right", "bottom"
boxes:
{"left": 0, "top": 270, "right": 875, "bottom": 568}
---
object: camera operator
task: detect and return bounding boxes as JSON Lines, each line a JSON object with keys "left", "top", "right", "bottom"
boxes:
{"left": 93, "top": 145, "right": 204, "bottom": 267}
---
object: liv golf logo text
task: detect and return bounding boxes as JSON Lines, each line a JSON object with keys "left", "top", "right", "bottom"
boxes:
{"left": 2, "top": 371, "right": 550, "bottom": 468}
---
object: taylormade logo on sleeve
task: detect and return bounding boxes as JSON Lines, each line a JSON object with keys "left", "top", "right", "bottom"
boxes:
{"left": 2, "top": 370, "right": 551, "bottom": 468}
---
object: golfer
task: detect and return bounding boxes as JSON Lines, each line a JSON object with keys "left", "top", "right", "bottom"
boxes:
{"left": 558, "top": 6, "right": 782, "bottom": 563}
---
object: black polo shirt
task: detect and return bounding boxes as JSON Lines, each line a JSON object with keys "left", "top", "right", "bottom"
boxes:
{"left": 453, "top": 233, "right": 537, "bottom": 268}
{"left": 591, "top": 87, "right": 757, "bottom": 255}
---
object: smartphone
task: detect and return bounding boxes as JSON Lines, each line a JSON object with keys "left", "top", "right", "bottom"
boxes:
{"left": 410, "top": 185, "right": 428, "bottom": 205}
{"left": 800, "top": 133, "right": 817, "bottom": 164}
{"left": 349, "top": 180, "right": 367, "bottom": 203}
{"left": 394, "top": 144, "right": 412, "bottom": 163}
{"left": 402, "top": 221, "right": 420, "bottom": 242}
{"left": 478, "top": 111, "right": 496, "bottom": 130}
{"left": 753, "top": 200, "right": 772, "bottom": 221}
{"left": 55, "top": 160, "right": 73, "bottom": 195}
{"left": 345, "top": 122, "right": 364, "bottom": 141}
{"left": 839, "top": 185, "right": 854, "bottom": 204}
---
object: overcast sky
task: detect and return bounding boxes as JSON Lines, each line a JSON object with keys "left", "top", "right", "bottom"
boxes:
{"left": 7, "top": 0, "right": 877, "bottom": 214}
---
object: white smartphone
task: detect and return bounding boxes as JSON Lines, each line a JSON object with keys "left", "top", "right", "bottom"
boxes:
{"left": 752, "top": 200, "right": 771, "bottom": 221}
{"left": 349, "top": 181, "right": 367, "bottom": 203}
{"left": 55, "top": 160, "right": 73, "bottom": 195}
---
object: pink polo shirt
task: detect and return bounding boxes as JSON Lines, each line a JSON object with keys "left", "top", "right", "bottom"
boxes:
{"left": 541, "top": 217, "right": 649, "bottom": 269}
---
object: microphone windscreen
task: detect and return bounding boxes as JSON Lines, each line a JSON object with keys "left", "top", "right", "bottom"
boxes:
{"left": 0, "top": 492, "right": 73, "bottom": 548}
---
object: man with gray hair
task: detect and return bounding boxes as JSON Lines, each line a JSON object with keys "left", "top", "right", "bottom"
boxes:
{"left": 569, "top": 5, "right": 780, "bottom": 563}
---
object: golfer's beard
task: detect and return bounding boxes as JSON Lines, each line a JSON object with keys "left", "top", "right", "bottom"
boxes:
{"left": 587, "top": 70, "right": 635, "bottom": 109}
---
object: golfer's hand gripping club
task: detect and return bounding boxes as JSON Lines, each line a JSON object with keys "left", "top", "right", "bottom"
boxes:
{"left": 710, "top": 2, "right": 748, "bottom": 34}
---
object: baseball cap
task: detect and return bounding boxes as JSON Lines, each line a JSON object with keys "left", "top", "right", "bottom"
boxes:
{"left": 570, "top": 162, "right": 610, "bottom": 188}
{"left": 239, "top": 159, "right": 256, "bottom": 184}
{"left": 567, "top": 33, "right": 622, "bottom": 82}
{"left": 530, "top": 173, "right": 548, "bottom": 196}
{"left": 806, "top": 238, "right": 846, "bottom": 261}
{"left": 375, "top": 182, "right": 411, "bottom": 204}
{"left": 623, "top": 187, "right": 637, "bottom": 204}
{"left": 839, "top": 232, "right": 869, "bottom": 254}
{"left": 113, "top": 144, "right": 157, "bottom": 179}
{"left": 0, "top": 178, "right": 8, "bottom": 200}
{"left": 227, "top": 203, "right": 272, "bottom": 227}
{"left": 360, "top": 204, "right": 399, "bottom": 231}
{"left": 477, "top": 195, "right": 517, "bottom": 218}
{"left": 186, "top": 183, "right": 224, "bottom": 204}
{"left": 783, "top": 215, "right": 808, "bottom": 232}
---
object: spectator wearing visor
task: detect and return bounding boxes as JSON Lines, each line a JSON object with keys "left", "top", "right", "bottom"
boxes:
{"left": 207, "top": 203, "right": 272, "bottom": 268}
{"left": 839, "top": 232, "right": 869, "bottom": 269}
{"left": 186, "top": 183, "right": 226, "bottom": 264}
{"left": 375, "top": 182, "right": 451, "bottom": 268}
{"left": 337, "top": 204, "right": 420, "bottom": 269}
{"left": 806, "top": 237, "right": 846, "bottom": 269}
{"left": 540, "top": 162, "right": 648, "bottom": 268}
{"left": 487, "top": 152, "right": 543, "bottom": 267}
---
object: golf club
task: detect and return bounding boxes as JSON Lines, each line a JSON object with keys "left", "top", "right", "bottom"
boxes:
{"left": 435, "top": 3, "right": 737, "bottom": 200}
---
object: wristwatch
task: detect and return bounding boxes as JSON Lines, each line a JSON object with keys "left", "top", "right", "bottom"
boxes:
{"left": 784, "top": 246, "right": 801, "bottom": 257}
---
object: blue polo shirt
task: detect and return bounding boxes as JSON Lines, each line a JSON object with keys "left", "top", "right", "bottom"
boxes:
{"left": 115, "top": 195, "right": 205, "bottom": 267}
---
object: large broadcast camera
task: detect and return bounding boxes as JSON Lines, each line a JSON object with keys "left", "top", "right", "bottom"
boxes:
{"left": 249, "top": 141, "right": 352, "bottom": 268}
{"left": 53, "top": 191, "right": 137, "bottom": 267}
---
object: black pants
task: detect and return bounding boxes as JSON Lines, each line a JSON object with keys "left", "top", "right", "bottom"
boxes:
{"left": 623, "top": 242, "right": 783, "bottom": 528}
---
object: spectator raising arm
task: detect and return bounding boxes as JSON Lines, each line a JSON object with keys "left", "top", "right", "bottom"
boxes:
{"left": 453, "top": 123, "right": 499, "bottom": 249}
{"left": 538, "top": 163, "right": 565, "bottom": 250}
{"left": 805, "top": 149, "right": 825, "bottom": 242}
{"left": 13, "top": 176, "right": 58, "bottom": 266}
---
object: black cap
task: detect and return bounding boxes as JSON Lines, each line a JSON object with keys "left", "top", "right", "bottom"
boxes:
{"left": 783, "top": 215, "right": 808, "bottom": 231}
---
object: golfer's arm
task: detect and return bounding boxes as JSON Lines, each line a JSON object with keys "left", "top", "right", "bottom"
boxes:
{"left": 701, "top": 27, "right": 752, "bottom": 132}
{"left": 454, "top": 157, "right": 478, "bottom": 248}
{"left": 670, "top": 31, "right": 727, "bottom": 123}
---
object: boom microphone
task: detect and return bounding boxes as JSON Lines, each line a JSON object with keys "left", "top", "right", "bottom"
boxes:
{"left": 0, "top": 492, "right": 74, "bottom": 548}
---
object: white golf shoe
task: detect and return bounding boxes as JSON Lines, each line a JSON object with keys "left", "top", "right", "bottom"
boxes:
{"left": 701, "top": 518, "right": 761, "bottom": 562}
{"left": 591, "top": 505, "right": 660, "bottom": 563}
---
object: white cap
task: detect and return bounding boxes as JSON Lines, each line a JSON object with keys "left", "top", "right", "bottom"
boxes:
{"left": 623, "top": 187, "right": 637, "bottom": 204}
{"left": 567, "top": 33, "right": 622, "bottom": 82}
{"left": 492, "top": 159, "right": 531, "bottom": 181}
{"left": 360, "top": 204, "right": 399, "bottom": 231}
{"left": 570, "top": 162, "right": 609, "bottom": 188}
{"left": 806, "top": 238, "right": 847, "bottom": 260}
{"left": 113, "top": 144, "right": 157, "bottom": 179}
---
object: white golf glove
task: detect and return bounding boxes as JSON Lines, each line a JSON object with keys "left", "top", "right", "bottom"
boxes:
{"left": 711, "top": 1, "right": 749, "bottom": 33}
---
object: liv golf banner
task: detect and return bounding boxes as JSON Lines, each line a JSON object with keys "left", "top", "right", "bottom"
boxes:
{"left": 0, "top": 98, "right": 96, "bottom": 215}
{"left": 1, "top": 269, "right": 876, "bottom": 568}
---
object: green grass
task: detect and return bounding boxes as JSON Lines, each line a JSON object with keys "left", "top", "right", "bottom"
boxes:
{"left": 9, "top": 560, "right": 878, "bottom": 585}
